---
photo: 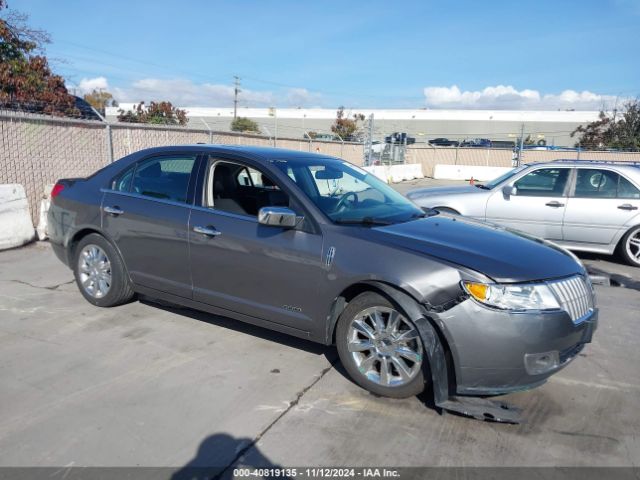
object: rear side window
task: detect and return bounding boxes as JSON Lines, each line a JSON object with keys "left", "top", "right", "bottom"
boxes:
{"left": 114, "top": 155, "right": 197, "bottom": 203}
{"left": 113, "top": 166, "right": 134, "bottom": 192}
{"left": 618, "top": 175, "right": 640, "bottom": 199}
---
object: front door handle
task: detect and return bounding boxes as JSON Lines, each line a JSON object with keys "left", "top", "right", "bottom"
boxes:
{"left": 618, "top": 204, "right": 638, "bottom": 211}
{"left": 545, "top": 201, "right": 565, "bottom": 208}
{"left": 193, "top": 225, "right": 222, "bottom": 237}
{"left": 103, "top": 206, "right": 124, "bottom": 216}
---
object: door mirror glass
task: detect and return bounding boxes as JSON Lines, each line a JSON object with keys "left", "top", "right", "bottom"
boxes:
{"left": 258, "top": 206, "right": 300, "bottom": 228}
{"left": 502, "top": 185, "right": 517, "bottom": 197}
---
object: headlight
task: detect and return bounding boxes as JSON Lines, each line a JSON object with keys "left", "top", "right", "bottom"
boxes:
{"left": 462, "top": 281, "right": 560, "bottom": 312}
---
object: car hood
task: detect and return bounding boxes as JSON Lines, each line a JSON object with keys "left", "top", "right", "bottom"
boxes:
{"left": 407, "top": 185, "right": 482, "bottom": 199}
{"left": 372, "top": 215, "right": 583, "bottom": 283}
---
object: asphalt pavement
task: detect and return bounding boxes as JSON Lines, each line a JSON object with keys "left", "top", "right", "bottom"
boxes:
{"left": 0, "top": 180, "right": 639, "bottom": 471}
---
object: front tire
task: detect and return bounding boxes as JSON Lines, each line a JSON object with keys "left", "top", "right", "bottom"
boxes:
{"left": 73, "top": 233, "right": 135, "bottom": 307}
{"left": 336, "top": 292, "right": 427, "bottom": 398}
{"left": 618, "top": 225, "right": 640, "bottom": 267}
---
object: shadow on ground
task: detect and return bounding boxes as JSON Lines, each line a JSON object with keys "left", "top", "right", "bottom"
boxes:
{"left": 140, "top": 296, "right": 333, "bottom": 357}
{"left": 172, "top": 433, "right": 287, "bottom": 480}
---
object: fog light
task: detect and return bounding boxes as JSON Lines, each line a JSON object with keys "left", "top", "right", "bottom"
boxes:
{"left": 524, "top": 351, "right": 560, "bottom": 375}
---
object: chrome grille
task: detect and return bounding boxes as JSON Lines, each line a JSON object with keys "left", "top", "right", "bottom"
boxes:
{"left": 548, "top": 275, "right": 594, "bottom": 323}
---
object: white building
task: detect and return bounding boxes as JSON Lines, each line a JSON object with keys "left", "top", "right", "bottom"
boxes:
{"left": 105, "top": 106, "right": 600, "bottom": 147}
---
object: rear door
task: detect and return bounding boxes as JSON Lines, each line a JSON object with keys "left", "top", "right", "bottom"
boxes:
{"left": 485, "top": 167, "right": 571, "bottom": 240}
{"left": 102, "top": 153, "right": 198, "bottom": 298}
{"left": 563, "top": 168, "right": 640, "bottom": 246}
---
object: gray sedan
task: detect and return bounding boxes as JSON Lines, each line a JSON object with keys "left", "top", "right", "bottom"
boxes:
{"left": 407, "top": 160, "right": 640, "bottom": 267}
{"left": 48, "top": 146, "right": 596, "bottom": 413}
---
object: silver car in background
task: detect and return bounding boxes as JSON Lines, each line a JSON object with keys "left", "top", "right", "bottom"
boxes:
{"left": 407, "top": 160, "right": 640, "bottom": 267}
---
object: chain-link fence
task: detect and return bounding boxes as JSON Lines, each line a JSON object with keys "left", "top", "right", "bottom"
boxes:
{"left": 3, "top": 108, "right": 640, "bottom": 226}
{"left": 0, "top": 110, "right": 364, "bottom": 225}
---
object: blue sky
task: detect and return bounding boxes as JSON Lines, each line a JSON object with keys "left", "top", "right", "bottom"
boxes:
{"left": 12, "top": 0, "right": 640, "bottom": 109}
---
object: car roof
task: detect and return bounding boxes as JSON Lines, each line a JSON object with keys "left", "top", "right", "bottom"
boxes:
{"left": 129, "top": 144, "right": 342, "bottom": 165}
{"left": 525, "top": 159, "right": 640, "bottom": 172}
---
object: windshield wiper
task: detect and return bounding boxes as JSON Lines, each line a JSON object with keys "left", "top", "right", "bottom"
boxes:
{"left": 474, "top": 183, "right": 490, "bottom": 190}
{"left": 334, "top": 217, "right": 394, "bottom": 226}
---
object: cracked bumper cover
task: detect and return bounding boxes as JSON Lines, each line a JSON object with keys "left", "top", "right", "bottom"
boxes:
{"left": 431, "top": 298, "right": 598, "bottom": 396}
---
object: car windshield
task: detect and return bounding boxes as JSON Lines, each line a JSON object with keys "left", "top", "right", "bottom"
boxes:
{"left": 484, "top": 165, "right": 528, "bottom": 189}
{"left": 276, "top": 159, "right": 425, "bottom": 225}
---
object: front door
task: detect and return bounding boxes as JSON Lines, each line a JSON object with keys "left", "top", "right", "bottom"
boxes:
{"left": 485, "top": 167, "right": 571, "bottom": 240}
{"left": 188, "top": 157, "right": 324, "bottom": 333}
{"left": 563, "top": 168, "right": 640, "bottom": 246}
{"left": 102, "top": 153, "right": 198, "bottom": 298}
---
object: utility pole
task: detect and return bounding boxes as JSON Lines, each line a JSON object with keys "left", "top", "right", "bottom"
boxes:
{"left": 517, "top": 123, "right": 525, "bottom": 166}
{"left": 364, "top": 113, "right": 374, "bottom": 166}
{"left": 233, "top": 76, "right": 241, "bottom": 119}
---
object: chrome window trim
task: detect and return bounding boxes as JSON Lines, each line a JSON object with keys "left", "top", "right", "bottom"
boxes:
{"left": 100, "top": 188, "right": 260, "bottom": 223}
{"left": 100, "top": 188, "right": 191, "bottom": 209}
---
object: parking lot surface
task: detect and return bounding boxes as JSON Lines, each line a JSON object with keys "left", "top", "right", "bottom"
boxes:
{"left": 0, "top": 179, "right": 639, "bottom": 470}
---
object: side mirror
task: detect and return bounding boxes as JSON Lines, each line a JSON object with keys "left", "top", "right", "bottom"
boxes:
{"left": 258, "top": 206, "right": 300, "bottom": 228}
{"left": 502, "top": 185, "right": 517, "bottom": 197}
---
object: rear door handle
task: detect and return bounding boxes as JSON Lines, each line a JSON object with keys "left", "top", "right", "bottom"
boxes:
{"left": 193, "top": 225, "right": 222, "bottom": 237}
{"left": 545, "top": 201, "right": 565, "bottom": 208}
{"left": 618, "top": 204, "right": 638, "bottom": 211}
{"left": 103, "top": 206, "right": 124, "bottom": 216}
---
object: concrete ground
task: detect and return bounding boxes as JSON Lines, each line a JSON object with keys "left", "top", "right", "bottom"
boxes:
{"left": 0, "top": 179, "right": 639, "bottom": 471}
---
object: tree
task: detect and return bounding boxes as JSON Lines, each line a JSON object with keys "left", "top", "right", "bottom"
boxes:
{"left": 83, "top": 89, "right": 116, "bottom": 115}
{"left": 117, "top": 101, "right": 188, "bottom": 126}
{"left": 571, "top": 100, "right": 640, "bottom": 151}
{"left": 0, "top": 2, "right": 80, "bottom": 117}
{"left": 231, "top": 116, "right": 260, "bottom": 133}
{"left": 331, "top": 107, "right": 365, "bottom": 141}
{"left": 570, "top": 111, "right": 614, "bottom": 149}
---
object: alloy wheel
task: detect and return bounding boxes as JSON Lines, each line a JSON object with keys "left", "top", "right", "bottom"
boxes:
{"left": 347, "top": 306, "right": 423, "bottom": 387}
{"left": 626, "top": 229, "right": 640, "bottom": 265}
{"left": 78, "top": 244, "right": 112, "bottom": 298}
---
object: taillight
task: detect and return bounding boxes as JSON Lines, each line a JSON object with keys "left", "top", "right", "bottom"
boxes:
{"left": 51, "top": 183, "right": 65, "bottom": 198}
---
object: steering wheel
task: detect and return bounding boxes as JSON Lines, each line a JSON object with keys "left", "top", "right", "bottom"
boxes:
{"left": 334, "top": 192, "right": 359, "bottom": 212}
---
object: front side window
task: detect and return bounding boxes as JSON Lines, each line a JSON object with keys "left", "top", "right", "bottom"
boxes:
{"left": 129, "top": 155, "right": 196, "bottom": 203}
{"left": 276, "top": 159, "right": 423, "bottom": 225}
{"left": 204, "top": 159, "right": 289, "bottom": 217}
{"left": 514, "top": 168, "right": 569, "bottom": 197}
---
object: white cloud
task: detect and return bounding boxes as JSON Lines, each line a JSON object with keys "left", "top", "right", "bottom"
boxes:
{"left": 111, "top": 78, "right": 272, "bottom": 106}
{"left": 107, "top": 78, "right": 320, "bottom": 108}
{"left": 423, "top": 84, "right": 618, "bottom": 110}
{"left": 75, "top": 76, "right": 110, "bottom": 95}
{"left": 286, "top": 88, "right": 322, "bottom": 107}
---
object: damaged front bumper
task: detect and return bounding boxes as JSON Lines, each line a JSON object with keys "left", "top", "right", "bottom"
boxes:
{"left": 432, "top": 298, "right": 598, "bottom": 396}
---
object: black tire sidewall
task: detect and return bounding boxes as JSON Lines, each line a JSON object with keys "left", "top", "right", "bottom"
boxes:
{"left": 73, "top": 234, "right": 131, "bottom": 307}
{"left": 336, "top": 292, "right": 427, "bottom": 398}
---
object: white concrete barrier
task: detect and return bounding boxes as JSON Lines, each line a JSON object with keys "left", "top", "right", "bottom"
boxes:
{"left": 36, "top": 183, "right": 54, "bottom": 241}
{"left": 363, "top": 164, "right": 424, "bottom": 183}
{"left": 433, "top": 164, "right": 512, "bottom": 182}
{"left": 0, "top": 184, "right": 36, "bottom": 250}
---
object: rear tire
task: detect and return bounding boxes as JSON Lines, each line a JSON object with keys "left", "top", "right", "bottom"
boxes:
{"left": 618, "top": 225, "right": 640, "bottom": 267}
{"left": 73, "top": 233, "right": 135, "bottom": 307}
{"left": 336, "top": 292, "right": 427, "bottom": 398}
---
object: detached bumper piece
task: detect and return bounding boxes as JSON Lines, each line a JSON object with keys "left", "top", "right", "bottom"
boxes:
{"left": 438, "top": 396, "right": 523, "bottom": 424}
